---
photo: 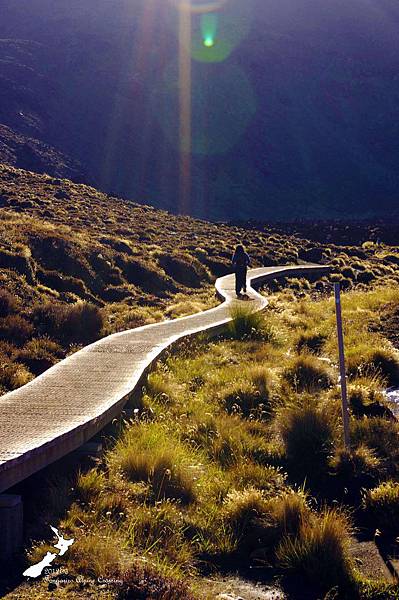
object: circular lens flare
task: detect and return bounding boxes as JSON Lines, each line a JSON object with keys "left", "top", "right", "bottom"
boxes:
{"left": 204, "top": 36, "right": 215, "bottom": 47}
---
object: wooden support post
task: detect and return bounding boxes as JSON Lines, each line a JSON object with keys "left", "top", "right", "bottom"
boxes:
{"left": 334, "top": 283, "right": 350, "bottom": 450}
{"left": 0, "top": 494, "right": 23, "bottom": 561}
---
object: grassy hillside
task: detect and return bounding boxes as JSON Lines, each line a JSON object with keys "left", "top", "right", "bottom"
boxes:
{"left": 1, "top": 164, "right": 399, "bottom": 397}
{"left": 1, "top": 165, "right": 399, "bottom": 597}
{"left": 11, "top": 283, "right": 399, "bottom": 599}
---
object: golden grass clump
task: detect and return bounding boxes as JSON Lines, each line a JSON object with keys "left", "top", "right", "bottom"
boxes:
{"left": 276, "top": 508, "right": 354, "bottom": 594}
{"left": 350, "top": 417, "right": 399, "bottom": 476}
{"left": 109, "top": 424, "right": 196, "bottom": 505}
{"left": 277, "top": 401, "right": 335, "bottom": 484}
{"left": 362, "top": 481, "right": 399, "bottom": 535}
{"left": 347, "top": 346, "right": 399, "bottom": 386}
{"left": 227, "top": 305, "right": 276, "bottom": 342}
{"left": 282, "top": 354, "right": 333, "bottom": 392}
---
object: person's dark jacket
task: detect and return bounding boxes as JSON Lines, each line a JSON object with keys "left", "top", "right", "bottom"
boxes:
{"left": 232, "top": 251, "right": 250, "bottom": 271}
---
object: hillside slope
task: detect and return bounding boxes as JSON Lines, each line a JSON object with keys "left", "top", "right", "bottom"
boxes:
{"left": 1, "top": 164, "right": 398, "bottom": 397}
{"left": 1, "top": 0, "right": 399, "bottom": 220}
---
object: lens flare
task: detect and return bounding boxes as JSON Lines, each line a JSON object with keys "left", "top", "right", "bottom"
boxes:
{"left": 201, "top": 13, "right": 218, "bottom": 47}
{"left": 192, "top": 1, "right": 253, "bottom": 63}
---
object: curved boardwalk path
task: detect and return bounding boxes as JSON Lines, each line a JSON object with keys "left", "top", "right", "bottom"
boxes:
{"left": 0, "top": 264, "right": 329, "bottom": 493}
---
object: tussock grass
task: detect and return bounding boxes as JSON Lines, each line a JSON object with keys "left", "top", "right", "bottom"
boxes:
{"left": 350, "top": 417, "right": 399, "bottom": 476}
{"left": 0, "top": 289, "right": 19, "bottom": 317}
{"left": 223, "top": 488, "right": 268, "bottom": 536}
{"left": 362, "top": 481, "right": 399, "bottom": 535}
{"left": 118, "top": 562, "right": 197, "bottom": 600}
{"left": 282, "top": 354, "right": 333, "bottom": 392}
{"left": 220, "top": 379, "right": 270, "bottom": 419}
{"left": 277, "top": 401, "right": 335, "bottom": 484}
{"left": 227, "top": 305, "right": 276, "bottom": 342}
{"left": 295, "top": 331, "right": 327, "bottom": 354}
{"left": 66, "top": 530, "right": 123, "bottom": 578}
{"left": 0, "top": 314, "right": 33, "bottom": 345}
{"left": 276, "top": 508, "right": 353, "bottom": 594}
{"left": 109, "top": 424, "right": 196, "bottom": 504}
{"left": 347, "top": 346, "right": 399, "bottom": 386}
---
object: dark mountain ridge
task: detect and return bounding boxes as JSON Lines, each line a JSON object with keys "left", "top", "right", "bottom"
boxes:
{"left": 1, "top": 0, "right": 399, "bottom": 220}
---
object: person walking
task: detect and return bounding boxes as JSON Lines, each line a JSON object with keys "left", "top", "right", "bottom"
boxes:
{"left": 232, "top": 244, "right": 250, "bottom": 297}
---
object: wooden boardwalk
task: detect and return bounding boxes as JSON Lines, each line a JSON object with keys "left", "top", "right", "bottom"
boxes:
{"left": 0, "top": 264, "right": 329, "bottom": 493}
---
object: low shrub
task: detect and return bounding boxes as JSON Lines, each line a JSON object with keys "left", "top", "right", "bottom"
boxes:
{"left": 362, "top": 481, "right": 399, "bottom": 536}
{"left": 282, "top": 354, "right": 333, "bottom": 392}
{"left": 17, "top": 337, "right": 63, "bottom": 375}
{"left": 0, "top": 359, "right": 33, "bottom": 391}
{"left": 0, "top": 314, "right": 34, "bottom": 346}
{"left": 0, "top": 289, "right": 19, "bottom": 317}
{"left": 33, "top": 301, "right": 103, "bottom": 345}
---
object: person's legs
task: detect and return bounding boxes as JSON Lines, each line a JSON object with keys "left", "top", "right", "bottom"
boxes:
{"left": 236, "top": 269, "right": 245, "bottom": 296}
{"left": 235, "top": 272, "right": 241, "bottom": 296}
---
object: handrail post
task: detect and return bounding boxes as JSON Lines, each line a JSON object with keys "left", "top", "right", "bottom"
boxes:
{"left": 334, "top": 283, "right": 350, "bottom": 450}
